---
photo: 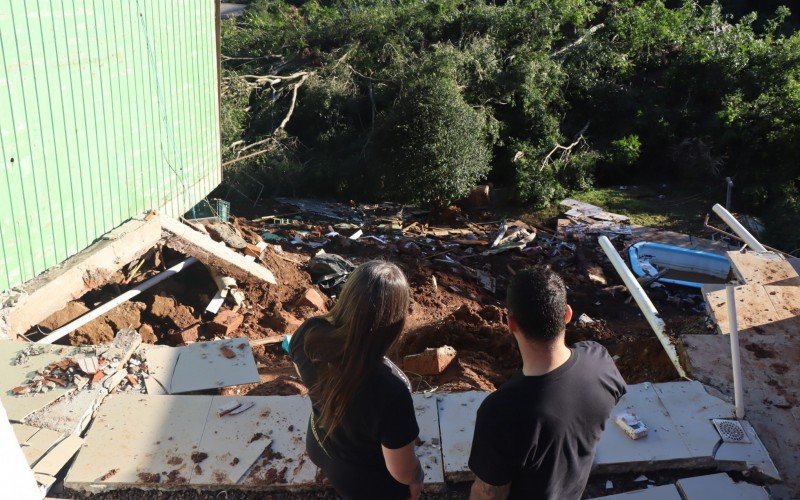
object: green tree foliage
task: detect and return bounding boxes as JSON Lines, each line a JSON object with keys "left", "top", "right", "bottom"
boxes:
{"left": 221, "top": 0, "right": 800, "bottom": 248}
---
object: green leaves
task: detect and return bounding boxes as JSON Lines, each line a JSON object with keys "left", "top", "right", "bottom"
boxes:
{"left": 220, "top": 0, "right": 800, "bottom": 247}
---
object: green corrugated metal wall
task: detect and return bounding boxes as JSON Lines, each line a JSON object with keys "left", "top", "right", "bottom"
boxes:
{"left": 0, "top": 0, "right": 221, "bottom": 292}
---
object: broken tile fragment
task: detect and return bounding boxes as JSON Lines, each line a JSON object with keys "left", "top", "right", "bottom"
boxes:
{"left": 77, "top": 357, "right": 100, "bottom": 375}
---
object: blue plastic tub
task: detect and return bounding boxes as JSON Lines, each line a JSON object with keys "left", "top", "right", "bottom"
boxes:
{"left": 628, "top": 241, "right": 731, "bottom": 288}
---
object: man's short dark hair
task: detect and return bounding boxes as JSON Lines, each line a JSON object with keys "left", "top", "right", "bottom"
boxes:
{"left": 506, "top": 267, "right": 567, "bottom": 341}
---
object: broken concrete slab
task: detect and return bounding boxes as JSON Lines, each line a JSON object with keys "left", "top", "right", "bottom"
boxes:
{"left": 238, "top": 395, "right": 319, "bottom": 489}
{"left": 652, "top": 381, "right": 734, "bottom": 458}
{"left": 0, "top": 341, "right": 80, "bottom": 421}
{"left": 594, "top": 382, "right": 690, "bottom": 472}
{"left": 13, "top": 423, "right": 66, "bottom": 465}
{"left": 24, "top": 329, "right": 142, "bottom": 435}
{"left": 653, "top": 382, "right": 779, "bottom": 481}
{"left": 596, "top": 381, "right": 779, "bottom": 479}
{"left": 12, "top": 422, "right": 84, "bottom": 490}
{"left": 32, "top": 433, "right": 83, "bottom": 487}
{"left": 682, "top": 332, "right": 797, "bottom": 490}
{"left": 412, "top": 394, "right": 445, "bottom": 491}
{"left": 714, "top": 420, "right": 780, "bottom": 482}
{"left": 64, "top": 394, "right": 213, "bottom": 490}
{"left": 66, "top": 394, "right": 317, "bottom": 491}
{"left": 65, "top": 393, "right": 442, "bottom": 492}
{"left": 190, "top": 396, "right": 287, "bottom": 485}
{"left": 436, "top": 391, "right": 488, "bottom": 481}
{"left": 162, "top": 216, "right": 277, "bottom": 285}
{"left": 592, "top": 484, "right": 682, "bottom": 500}
{"left": 432, "top": 382, "right": 779, "bottom": 481}
{"left": 727, "top": 251, "right": 800, "bottom": 286}
{"left": 676, "top": 473, "right": 769, "bottom": 500}
{"left": 141, "top": 339, "right": 259, "bottom": 395}
{"left": 0, "top": 214, "right": 161, "bottom": 339}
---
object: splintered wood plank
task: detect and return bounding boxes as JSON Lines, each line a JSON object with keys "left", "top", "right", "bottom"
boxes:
{"left": 412, "top": 394, "right": 445, "bottom": 490}
{"left": 436, "top": 391, "right": 488, "bottom": 481}
{"left": 702, "top": 284, "right": 792, "bottom": 335}
{"left": 162, "top": 216, "right": 277, "bottom": 285}
{"left": 727, "top": 251, "right": 800, "bottom": 286}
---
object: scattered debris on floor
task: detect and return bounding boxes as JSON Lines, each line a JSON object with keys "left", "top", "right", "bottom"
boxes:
{"left": 0, "top": 198, "right": 793, "bottom": 498}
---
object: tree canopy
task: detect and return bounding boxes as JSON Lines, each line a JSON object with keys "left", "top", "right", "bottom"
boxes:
{"left": 220, "top": 0, "right": 800, "bottom": 249}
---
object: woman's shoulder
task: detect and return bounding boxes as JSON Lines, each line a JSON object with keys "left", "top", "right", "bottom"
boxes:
{"left": 366, "top": 359, "right": 412, "bottom": 398}
{"left": 289, "top": 316, "right": 329, "bottom": 360}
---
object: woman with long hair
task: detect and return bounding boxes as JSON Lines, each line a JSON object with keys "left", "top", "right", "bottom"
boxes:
{"left": 289, "top": 260, "right": 424, "bottom": 499}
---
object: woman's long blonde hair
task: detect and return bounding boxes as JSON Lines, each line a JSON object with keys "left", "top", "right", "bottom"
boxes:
{"left": 304, "top": 260, "right": 410, "bottom": 438}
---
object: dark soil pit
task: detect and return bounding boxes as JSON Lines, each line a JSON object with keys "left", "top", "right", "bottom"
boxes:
{"left": 27, "top": 247, "right": 219, "bottom": 347}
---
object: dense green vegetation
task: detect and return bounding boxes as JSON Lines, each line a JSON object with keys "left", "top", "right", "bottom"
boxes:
{"left": 220, "top": 0, "right": 800, "bottom": 250}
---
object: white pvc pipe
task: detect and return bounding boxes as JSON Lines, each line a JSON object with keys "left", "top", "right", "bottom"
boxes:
{"left": 726, "top": 285, "right": 745, "bottom": 419}
{"left": 712, "top": 203, "right": 767, "bottom": 253}
{"left": 598, "top": 236, "right": 687, "bottom": 378}
{"left": 38, "top": 257, "right": 198, "bottom": 345}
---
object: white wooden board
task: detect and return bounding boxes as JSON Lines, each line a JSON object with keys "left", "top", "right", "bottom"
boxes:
{"left": 412, "top": 394, "right": 445, "bottom": 489}
{"left": 436, "top": 391, "right": 488, "bottom": 481}
{"left": 142, "top": 339, "right": 259, "bottom": 394}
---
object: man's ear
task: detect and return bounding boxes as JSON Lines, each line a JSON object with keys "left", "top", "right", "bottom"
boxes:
{"left": 564, "top": 304, "right": 573, "bottom": 325}
{"left": 508, "top": 315, "right": 519, "bottom": 334}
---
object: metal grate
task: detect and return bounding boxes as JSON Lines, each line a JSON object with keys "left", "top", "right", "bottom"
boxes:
{"left": 712, "top": 418, "right": 751, "bottom": 444}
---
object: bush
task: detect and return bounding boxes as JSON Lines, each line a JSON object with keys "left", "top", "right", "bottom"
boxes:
{"left": 372, "top": 71, "right": 492, "bottom": 205}
{"left": 219, "top": 0, "right": 800, "bottom": 248}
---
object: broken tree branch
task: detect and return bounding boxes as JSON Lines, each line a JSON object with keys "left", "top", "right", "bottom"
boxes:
{"left": 224, "top": 71, "right": 314, "bottom": 162}
{"left": 551, "top": 24, "right": 605, "bottom": 58}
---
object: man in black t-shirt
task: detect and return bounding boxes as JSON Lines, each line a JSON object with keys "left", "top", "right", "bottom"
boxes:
{"left": 468, "top": 267, "right": 627, "bottom": 500}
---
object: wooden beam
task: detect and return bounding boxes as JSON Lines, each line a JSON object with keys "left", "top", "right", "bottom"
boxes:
{"left": 161, "top": 216, "right": 277, "bottom": 285}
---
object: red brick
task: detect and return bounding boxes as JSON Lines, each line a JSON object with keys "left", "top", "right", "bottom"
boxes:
{"left": 299, "top": 288, "right": 327, "bottom": 312}
{"left": 208, "top": 310, "right": 245, "bottom": 337}
{"left": 403, "top": 346, "right": 457, "bottom": 376}
{"left": 171, "top": 324, "right": 200, "bottom": 344}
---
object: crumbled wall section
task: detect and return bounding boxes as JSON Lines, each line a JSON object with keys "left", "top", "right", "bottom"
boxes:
{"left": 0, "top": 0, "right": 222, "bottom": 292}
{"left": 0, "top": 215, "right": 161, "bottom": 339}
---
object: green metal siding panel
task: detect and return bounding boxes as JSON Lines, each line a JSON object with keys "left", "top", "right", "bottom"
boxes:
{"left": 0, "top": 0, "right": 221, "bottom": 292}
